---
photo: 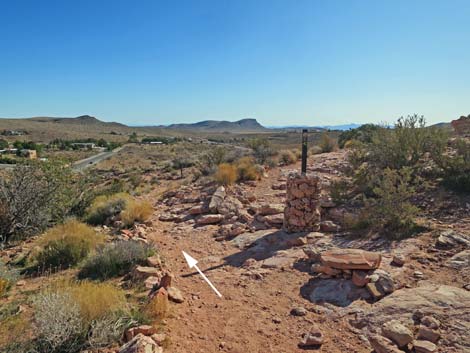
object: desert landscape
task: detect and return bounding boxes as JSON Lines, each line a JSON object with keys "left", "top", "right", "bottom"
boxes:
{"left": 0, "top": 114, "right": 469, "bottom": 353}
{"left": 2, "top": 1, "right": 470, "bottom": 352}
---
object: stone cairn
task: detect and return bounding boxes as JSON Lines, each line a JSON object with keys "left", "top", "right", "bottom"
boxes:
{"left": 283, "top": 172, "right": 321, "bottom": 233}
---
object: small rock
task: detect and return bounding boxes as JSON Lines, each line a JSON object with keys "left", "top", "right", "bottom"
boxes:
{"left": 352, "top": 270, "right": 370, "bottom": 287}
{"left": 418, "top": 325, "right": 440, "bottom": 343}
{"left": 150, "top": 333, "right": 166, "bottom": 345}
{"left": 119, "top": 333, "right": 162, "bottom": 353}
{"left": 299, "top": 327, "right": 324, "bottom": 347}
{"left": 290, "top": 307, "right": 307, "bottom": 316}
{"left": 125, "top": 325, "right": 157, "bottom": 342}
{"left": 133, "top": 266, "right": 161, "bottom": 280}
{"left": 196, "top": 214, "right": 224, "bottom": 225}
{"left": 320, "top": 220, "right": 340, "bottom": 232}
{"left": 146, "top": 256, "right": 162, "bottom": 268}
{"left": 368, "top": 334, "right": 403, "bottom": 353}
{"left": 159, "top": 273, "right": 173, "bottom": 289}
{"left": 392, "top": 254, "right": 406, "bottom": 267}
{"left": 167, "top": 286, "right": 184, "bottom": 303}
{"left": 144, "top": 276, "right": 159, "bottom": 290}
{"left": 272, "top": 316, "right": 282, "bottom": 324}
{"left": 382, "top": 320, "right": 413, "bottom": 347}
{"left": 413, "top": 339, "right": 437, "bottom": 353}
{"left": 366, "top": 282, "right": 383, "bottom": 300}
{"left": 421, "top": 316, "right": 440, "bottom": 330}
{"left": 413, "top": 271, "right": 424, "bottom": 279}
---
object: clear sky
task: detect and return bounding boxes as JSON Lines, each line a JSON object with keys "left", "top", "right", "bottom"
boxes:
{"left": 1, "top": 0, "right": 469, "bottom": 126}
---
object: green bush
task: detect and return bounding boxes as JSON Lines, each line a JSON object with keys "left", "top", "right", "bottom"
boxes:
{"left": 361, "top": 168, "right": 420, "bottom": 239}
{"left": 438, "top": 139, "right": 470, "bottom": 193}
{"left": 85, "top": 193, "right": 130, "bottom": 225}
{"left": 329, "top": 179, "right": 351, "bottom": 205}
{"left": 247, "top": 138, "right": 276, "bottom": 164}
{"left": 338, "top": 124, "right": 381, "bottom": 148}
{"left": 79, "top": 241, "right": 154, "bottom": 280}
{"left": 34, "top": 220, "right": 104, "bottom": 270}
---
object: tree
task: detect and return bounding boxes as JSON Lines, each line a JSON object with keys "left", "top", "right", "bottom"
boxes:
{"left": 0, "top": 139, "right": 8, "bottom": 149}
{"left": 172, "top": 157, "right": 193, "bottom": 178}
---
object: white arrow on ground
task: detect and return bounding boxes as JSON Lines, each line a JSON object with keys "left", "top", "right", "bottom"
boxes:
{"left": 182, "top": 251, "right": 222, "bottom": 298}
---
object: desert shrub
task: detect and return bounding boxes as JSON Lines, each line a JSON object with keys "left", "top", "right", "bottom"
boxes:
{"left": 309, "top": 145, "right": 323, "bottom": 155}
{"left": 236, "top": 157, "right": 261, "bottom": 182}
{"left": 79, "top": 241, "right": 154, "bottom": 280}
{"left": 329, "top": 179, "right": 351, "bottom": 205}
{"left": 247, "top": 138, "right": 276, "bottom": 164}
{"left": 120, "top": 199, "right": 153, "bottom": 226}
{"left": 34, "top": 220, "right": 104, "bottom": 270}
{"left": 338, "top": 124, "right": 381, "bottom": 148}
{"left": 32, "top": 281, "right": 129, "bottom": 353}
{"left": 0, "top": 261, "right": 19, "bottom": 296}
{"left": 0, "top": 160, "right": 84, "bottom": 244}
{"left": 265, "top": 156, "right": 279, "bottom": 169}
{"left": 438, "top": 139, "right": 470, "bottom": 192}
{"left": 171, "top": 157, "right": 194, "bottom": 178}
{"left": 366, "top": 115, "right": 447, "bottom": 173}
{"left": 278, "top": 150, "right": 298, "bottom": 165}
{"left": 85, "top": 193, "right": 130, "bottom": 225}
{"left": 318, "top": 132, "right": 338, "bottom": 153}
{"left": 33, "top": 291, "right": 84, "bottom": 352}
{"left": 214, "top": 163, "right": 237, "bottom": 186}
{"left": 361, "top": 168, "right": 420, "bottom": 238}
{"left": 198, "top": 147, "right": 229, "bottom": 175}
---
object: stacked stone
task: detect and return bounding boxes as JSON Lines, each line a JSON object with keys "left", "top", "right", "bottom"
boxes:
{"left": 283, "top": 172, "right": 321, "bottom": 233}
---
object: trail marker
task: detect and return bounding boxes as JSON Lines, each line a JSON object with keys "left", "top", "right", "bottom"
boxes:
{"left": 182, "top": 251, "right": 222, "bottom": 298}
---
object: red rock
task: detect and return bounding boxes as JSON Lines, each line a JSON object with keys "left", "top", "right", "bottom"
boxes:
{"left": 144, "top": 276, "right": 159, "bottom": 289}
{"left": 418, "top": 325, "right": 440, "bottom": 343}
{"left": 368, "top": 334, "right": 403, "bottom": 353}
{"left": 196, "top": 214, "right": 224, "bottom": 225}
{"left": 352, "top": 270, "right": 370, "bottom": 287}
{"left": 413, "top": 340, "right": 437, "bottom": 353}
{"left": 320, "top": 249, "right": 381, "bottom": 270}
{"left": 311, "top": 264, "right": 341, "bottom": 276}
{"left": 125, "top": 325, "right": 157, "bottom": 342}
{"left": 159, "top": 273, "right": 173, "bottom": 289}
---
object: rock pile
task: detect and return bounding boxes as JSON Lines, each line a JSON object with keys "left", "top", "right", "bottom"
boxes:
{"left": 283, "top": 173, "right": 321, "bottom": 233}
{"left": 451, "top": 114, "right": 470, "bottom": 136}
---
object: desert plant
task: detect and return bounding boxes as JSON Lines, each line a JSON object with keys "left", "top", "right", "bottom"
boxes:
{"left": 214, "top": 163, "right": 237, "bottom": 186}
{"left": 247, "top": 138, "right": 276, "bottom": 164}
{"left": 329, "top": 179, "right": 351, "bottom": 205}
{"left": 87, "top": 315, "right": 129, "bottom": 349}
{"left": 318, "top": 132, "right": 337, "bottom": 153}
{"left": 278, "top": 150, "right": 298, "bottom": 165}
{"left": 0, "top": 160, "right": 84, "bottom": 244}
{"left": 85, "top": 193, "right": 130, "bottom": 225}
{"left": 34, "top": 220, "right": 104, "bottom": 270}
{"left": 199, "top": 147, "right": 228, "bottom": 175}
{"left": 338, "top": 124, "right": 381, "bottom": 148}
{"left": 120, "top": 199, "right": 153, "bottom": 227}
{"left": 0, "top": 261, "right": 19, "bottom": 296}
{"left": 32, "top": 291, "right": 84, "bottom": 352}
{"left": 79, "top": 241, "right": 154, "bottom": 280}
{"left": 236, "top": 157, "right": 261, "bottom": 182}
{"left": 438, "top": 139, "right": 470, "bottom": 193}
{"left": 362, "top": 167, "right": 420, "bottom": 238}
{"left": 309, "top": 145, "right": 323, "bottom": 155}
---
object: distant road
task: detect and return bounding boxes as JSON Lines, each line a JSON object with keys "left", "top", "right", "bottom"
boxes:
{"left": 72, "top": 146, "right": 123, "bottom": 171}
{"left": 0, "top": 164, "right": 15, "bottom": 170}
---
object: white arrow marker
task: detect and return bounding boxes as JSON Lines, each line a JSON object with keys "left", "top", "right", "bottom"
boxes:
{"left": 182, "top": 251, "right": 222, "bottom": 298}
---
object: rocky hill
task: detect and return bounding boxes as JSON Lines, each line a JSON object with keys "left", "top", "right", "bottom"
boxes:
{"left": 26, "top": 115, "right": 127, "bottom": 128}
{"left": 167, "top": 118, "right": 267, "bottom": 132}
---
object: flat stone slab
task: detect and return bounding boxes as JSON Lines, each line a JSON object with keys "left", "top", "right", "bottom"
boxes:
{"left": 320, "top": 249, "right": 382, "bottom": 270}
{"left": 309, "top": 278, "right": 369, "bottom": 307}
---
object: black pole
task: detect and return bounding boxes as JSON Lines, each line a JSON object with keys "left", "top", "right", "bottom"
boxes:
{"left": 301, "top": 129, "right": 308, "bottom": 174}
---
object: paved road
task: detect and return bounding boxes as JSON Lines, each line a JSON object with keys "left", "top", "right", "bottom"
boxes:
{"left": 72, "top": 146, "right": 123, "bottom": 171}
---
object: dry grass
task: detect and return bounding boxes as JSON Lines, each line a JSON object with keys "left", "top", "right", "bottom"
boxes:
{"left": 278, "top": 149, "right": 298, "bottom": 165}
{"left": 235, "top": 157, "right": 261, "bottom": 181}
{"left": 145, "top": 290, "right": 169, "bottom": 321}
{"left": 214, "top": 163, "right": 237, "bottom": 186}
{"left": 121, "top": 199, "right": 154, "bottom": 226}
{"left": 34, "top": 220, "right": 105, "bottom": 269}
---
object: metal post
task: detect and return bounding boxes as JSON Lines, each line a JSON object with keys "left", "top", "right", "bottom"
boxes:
{"left": 301, "top": 129, "right": 308, "bottom": 174}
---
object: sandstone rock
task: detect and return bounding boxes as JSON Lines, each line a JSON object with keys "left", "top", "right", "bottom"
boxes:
{"left": 303, "top": 246, "right": 321, "bottom": 262}
{"left": 447, "top": 250, "right": 470, "bottom": 270}
{"left": 418, "top": 325, "right": 440, "bottom": 343}
{"left": 119, "top": 333, "right": 162, "bottom": 353}
{"left": 354, "top": 285, "right": 470, "bottom": 352}
{"left": 256, "top": 203, "right": 285, "bottom": 216}
{"left": 209, "top": 186, "right": 225, "bottom": 212}
{"left": 144, "top": 276, "right": 159, "bottom": 289}
{"left": 320, "top": 220, "right": 340, "bottom": 232}
{"left": 263, "top": 213, "right": 284, "bottom": 226}
{"left": 150, "top": 333, "right": 167, "bottom": 345}
{"left": 133, "top": 266, "right": 161, "bottom": 280}
{"left": 291, "top": 307, "right": 307, "bottom": 316}
{"left": 352, "top": 270, "right": 370, "bottom": 287}
{"left": 217, "top": 196, "right": 243, "bottom": 216}
{"left": 413, "top": 340, "right": 437, "bottom": 353}
{"left": 159, "top": 273, "right": 173, "bottom": 289}
{"left": 299, "top": 326, "right": 324, "bottom": 347}
{"left": 320, "top": 249, "right": 382, "bottom": 270}
{"left": 421, "top": 316, "right": 440, "bottom": 330}
{"left": 451, "top": 115, "right": 470, "bottom": 136}
{"left": 147, "top": 256, "right": 162, "bottom": 268}
{"left": 436, "top": 230, "right": 470, "bottom": 248}
{"left": 392, "top": 254, "right": 406, "bottom": 267}
{"left": 125, "top": 325, "right": 157, "bottom": 342}
{"left": 368, "top": 334, "right": 403, "bottom": 353}
{"left": 196, "top": 214, "right": 224, "bottom": 225}
{"left": 167, "top": 286, "right": 184, "bottom": 303}
{"left": 382, "top": 320, "right": 413, "bottom": 347}
{"left": 366, "top": 282, "right": 383, "bottom": 300}
{"left": 311, "top": 263, "right": 341, "bottom": 276}
{"left": 158, "top": 213, "right": 183, "bottom": 222}
{"left": 188, "top": 204, "right": 207, "bottom": 215}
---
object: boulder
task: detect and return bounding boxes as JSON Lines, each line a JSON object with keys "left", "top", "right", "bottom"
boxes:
{"left": 413, "top": 340, "right": 437, "bottom": 353}
{"left": 256, "top": 203, "right": 285, "bottom": 216}
{"left": 418, "top": 325, "right": 440, "bottom": 343}
{"left": 436, "top": 230, "right": 470, "bottom": 248}
{"left": 196, "top": 214, "right": 224, "bottom": 225}
{"left": 372, "top": 269, "right": 395, "bottom": 295}
{"left": 209, "top": 186, "right": 225, "bottom": 213}
{"left": 119, "top": 333, "right": 162, "bottom": 353}
{"left": 319, "top": 220, "right": 340, "bottom": 232}
{"left": 320, "top": 249, "right": 382, "bottom": 270}
{"left": 217, "top": 196, "right": 243, "bottom": 216}
{"left": 392, "top": 254, "right": 406, "bottom": 267}
{"left": 144, "top": 276, "right": 159, "bottom": 289}
{"left": 133, "top": 266, "right": 161, "bottom": 280}
{"left": 368, "top": 334, "right": 403, "bottom": 353}
{"left": 382, "top": 320, "right": 413, "bottom": 347}
{"left": 447, "top": 250, "right": 470, "bottom": 270}
{"left": 125, "top": 325, "right": 157, "bottom": 342}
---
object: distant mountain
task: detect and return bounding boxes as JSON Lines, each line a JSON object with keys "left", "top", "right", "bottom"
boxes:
{"left": 268, "top": 123, "right": 362, "bottom": 131}
{"left": 167, "top": 118, "right": 267, "bottom": 132}
{"left": 26, "top": 115, "right": 127, "bottom": 128}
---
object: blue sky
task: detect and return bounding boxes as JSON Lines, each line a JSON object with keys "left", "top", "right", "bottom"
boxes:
{"left": 1, "top": 0, "right": 469, "bottom": 126}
